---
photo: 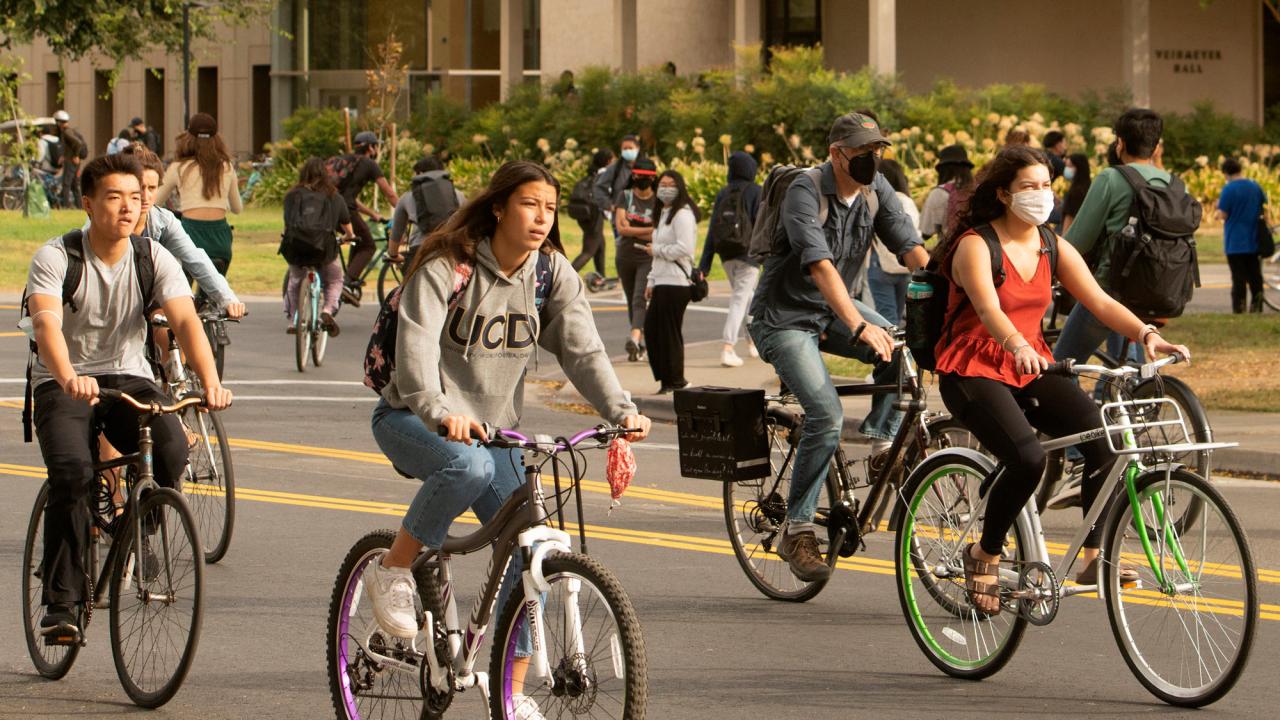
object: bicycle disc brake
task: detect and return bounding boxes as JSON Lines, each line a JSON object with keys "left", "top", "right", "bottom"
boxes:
{"left": 1007, "top": 560, "right": 1059, "bottom": 626}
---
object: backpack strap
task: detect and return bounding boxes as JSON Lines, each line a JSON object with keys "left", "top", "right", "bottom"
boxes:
{"left": 971, "top": 224, "right": 1007, "bottom": 287}
{"left": 803, "top": 167, "right": 829, "bottom": 227}
{"left": 1038, "top": 225, "right": 1060, "bottom": 278}
{"left": 130, "top": 235, "right": 158, "bottom": 316}
{"left": 61, "top": 229, "right": 85, "bottom": 313}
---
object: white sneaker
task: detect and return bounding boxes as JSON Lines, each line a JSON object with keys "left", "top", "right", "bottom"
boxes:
{"left": 512, "top": 693, "right": 547, "bottom": 720}
{"left": 747, "top": 341, "right": 759, "bottom": 358}
{"left": 366, "top": 557, "right": 419, "bottom": 640}
{"left": 721, "top": 349, "right": 744, "bottom": 367}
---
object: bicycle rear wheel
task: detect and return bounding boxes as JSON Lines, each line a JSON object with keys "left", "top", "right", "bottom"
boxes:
{"left": 489, "top": 551, "right": 647, "bottom": 720}
{"left": 295, "top": 277, "right": 313, "bottom": 372}
{"left": 181, "top": 405, "right": 235, "bottom": 563}
{"left": 109, "top": 488, "right": 203, "bottom": 708}
{"left": 723, "top": 410, "right": 839, "bottom": 602}
{"left": 377, "top": 258, "right": 402, "bottom": 305}
{"left": 21, "top": 482, "right": 84, "bottom": 679}
{"left": 328, "top": 530, "right": 435, "bottom": 720}
{"left": 1104, "top": 469, "right": 1257, "bottom": 707}
{"left": 896, "top": 451, "right": 1029, "bottom": 679}
{"left": 312, "top": 320, "right": 329, "bottom": 366}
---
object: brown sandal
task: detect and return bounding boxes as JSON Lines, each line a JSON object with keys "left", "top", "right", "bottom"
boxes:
{"left": 962, "top": 543, "right": 1003, "bottom": 616}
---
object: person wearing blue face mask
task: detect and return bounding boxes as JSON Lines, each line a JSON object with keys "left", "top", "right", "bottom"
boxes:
{"left": 592, "top": 134, "right": 645, "bottom": 235}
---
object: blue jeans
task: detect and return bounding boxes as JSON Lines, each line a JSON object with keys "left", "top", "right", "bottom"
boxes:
{"left": 867, "top": 253, "right": 909, "bottom": 326}
{"left": 749, "top": 301, "right": 902, "bottom": 526}
{"left": 1052, "top": 302, "right": 1139, "bottom": 365}
{"left": 371, "top": 400, "right": 530, "bottom": 652}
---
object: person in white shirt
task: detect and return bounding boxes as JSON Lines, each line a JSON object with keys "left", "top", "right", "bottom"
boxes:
{"left": 866, "top": 158, "right": 922, "bottom": 325}
{"left": 643, "top": 170, "right": 701, "bottom": 394}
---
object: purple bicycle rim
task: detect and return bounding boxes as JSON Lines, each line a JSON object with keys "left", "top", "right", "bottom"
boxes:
{"left": 338, "top": 557, "right": 367, "bottom": 719}
{"left": 501, "top": 611, "right": 524, "bottom": 718}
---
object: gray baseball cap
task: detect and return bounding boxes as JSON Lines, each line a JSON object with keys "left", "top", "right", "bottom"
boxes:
{"left": 828, "top": 112, "right": 889, "bottom": 148}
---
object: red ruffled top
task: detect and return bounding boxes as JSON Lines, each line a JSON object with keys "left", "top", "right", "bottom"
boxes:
{"left": 934, "top": 233, "right": 1054, "bottom": 388}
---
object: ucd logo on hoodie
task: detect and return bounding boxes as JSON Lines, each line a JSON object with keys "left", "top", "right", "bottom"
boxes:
{"left": 446, "top": 307, "right": 539, "bottom": 350}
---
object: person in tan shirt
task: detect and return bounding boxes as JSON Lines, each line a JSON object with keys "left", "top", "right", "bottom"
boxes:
{"left": 155, "top": 113, "right": 241, "bottom": 275}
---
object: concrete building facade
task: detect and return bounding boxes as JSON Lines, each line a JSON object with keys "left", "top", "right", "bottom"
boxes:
{"left": 7, "top": 0, "right": 1271, "bottom": 158}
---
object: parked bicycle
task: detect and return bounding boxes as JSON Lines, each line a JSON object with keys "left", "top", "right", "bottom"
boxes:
{"left": 327, "top": 423, "right": 647, "bottom": 720}
{"left": 21, "top": 389, "right": 208, "bottom": 708}
{"left": 896, "top": 354, "right": 1256, "bottom": 707}
{"left": 151, "top": 312, "right": 236, "bottom": 563}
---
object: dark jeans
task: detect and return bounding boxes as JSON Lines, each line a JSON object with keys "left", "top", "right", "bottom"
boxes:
{"left": 572, "top": 213, "right": 607, "bottom": 275}
{"left": 345, "top": 211, "right": 377, "bottom": 283}
{"left": 938, "top": 373, "right": 1117, "bottom": 555}
{"left": 1226, "top": 253, "right": 1264, "bottom": 311}
{"left": 644, "top": 284, "right": 692, "bottom": 386}
{"left": 34, "top": 375, "right": 188, "bottom": 606}
{"left": 616, "top": 252, "right": 652, "bottom": 333}
{"left": 60, "top": 164, "right": 81, "bottom": 208}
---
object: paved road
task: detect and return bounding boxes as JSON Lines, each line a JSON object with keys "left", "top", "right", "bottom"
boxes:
{"left": 1, "top": 291, "right": 1277, "bottom": 719}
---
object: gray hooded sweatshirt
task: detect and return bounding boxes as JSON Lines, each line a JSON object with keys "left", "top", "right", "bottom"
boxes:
{"left": 380, "top": 238, "right": 637, "bottom": 429}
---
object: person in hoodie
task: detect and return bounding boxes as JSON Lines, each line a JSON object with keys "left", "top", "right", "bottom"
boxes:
{"left": 387, "top": 155, "right": 468, "bottom": 267}
{"left": 698, "top": 150, "right": 762, "bottom": 367}
{"left": 366, "top": 161, "right": 651, "bottom": 712}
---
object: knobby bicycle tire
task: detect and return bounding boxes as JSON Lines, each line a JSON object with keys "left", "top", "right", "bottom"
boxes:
{"left": 489, "top": 552, "right": 647, "bottom": 720}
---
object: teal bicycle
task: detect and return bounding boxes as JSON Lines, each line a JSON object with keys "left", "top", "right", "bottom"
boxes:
{"left": 293, "top": 263, "right": 331, "bottom": 372}
{"left": 895, "top": 354, "right": 1256, "bottom": 707}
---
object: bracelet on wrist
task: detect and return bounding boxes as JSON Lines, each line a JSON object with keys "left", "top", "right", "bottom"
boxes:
{"left": 850, "top": 321, "right": 867, "bottom": 345}
{"left": 1000, "top": 331, "right": 1022, "bottom": 351}
{"left": 1010, "top": 343, "right": 1032, "bottom": 355}
{"left": 1139, "top": 324, "right": 1161, "bottom": 345}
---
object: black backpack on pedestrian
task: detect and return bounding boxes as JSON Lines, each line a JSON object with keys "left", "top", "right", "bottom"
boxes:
{"left": 709, "top": 184, "right": 754, "bottom": 261}
{"left": 566, "top": 175, "right": 596, "bottom": 223}
{"left": 280, "top": 189, "right": 336, "bottom": 266}
{"left": 20, "top": 230, "right": 156, "bottom": 441}
{"left": 411, "top": 173, "right": 461, "bottom": 236}
{"left": 905, "top": 224, "right": 1058, "bottom": 372}
{"left": 1105, "top": 166, "right": 1202, "bottom": 318}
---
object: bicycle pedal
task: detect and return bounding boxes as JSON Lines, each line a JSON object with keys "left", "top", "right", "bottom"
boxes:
{"left": 42, "top": 626, "right": 83, "bottom": 647}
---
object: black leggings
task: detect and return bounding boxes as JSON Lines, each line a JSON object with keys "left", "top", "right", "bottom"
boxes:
{"left": 571, "top": 213, "right": 606, "bottom": 274}
{"left": 1226, "top": 253, "right": 1263, "bottom": 309}
{"left": 345, "top": 212, "right": 377, "bottom": 283}
{"left": 939, "top": 373, "right": 1117, "bottom": 555}
{"left": 644, "top": 284, "right": 692, "bottom": 386}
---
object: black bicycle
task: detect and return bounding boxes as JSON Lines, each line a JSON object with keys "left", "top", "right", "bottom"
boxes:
{"left": 21, "top": 389, "right": 207, "bottom": 708}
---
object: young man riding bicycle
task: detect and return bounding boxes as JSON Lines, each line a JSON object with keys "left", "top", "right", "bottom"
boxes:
{"left": 748, "top": 111, "right": 930, "bottom": 582}
{"left": 24, "top": 153, "right": 232, "bottom": 643}
{"left": 338, "top": 131, "right": 400, "bottom": 306}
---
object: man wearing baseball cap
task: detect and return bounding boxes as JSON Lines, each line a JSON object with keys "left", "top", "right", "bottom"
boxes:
{"left": 748, "top": 110, "right": 930, "bottom": 582}
{"left": 339, "top": 130, "right": 400, "bottom": 304}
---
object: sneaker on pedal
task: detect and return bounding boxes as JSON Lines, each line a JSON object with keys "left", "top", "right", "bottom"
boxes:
{"left": 340, "top": 281, "right": 363, "bottom": 308}
{"left": 776, "top": 530, "right": 831, "bottom": 582}
{"left": 367, "top": 558, "right": 420, "bottom": 640}
{"left": 512, "top": 694, "right": 547, "bottom": 720}
{"left": 40, "top": 603, "right": 81, "bottom": 646}
{"left": 321, "top": 311, "right": 341, "bottom": 337}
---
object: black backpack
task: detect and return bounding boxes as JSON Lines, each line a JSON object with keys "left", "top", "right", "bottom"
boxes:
{"left": 566, "top": 175, "right": 595, "bottom": 223}
{"left": 411, "top": 174, "right": 461, "bottom": 236}
{"left": 905, "top": 224, "right": 1058, "bottom": 372}
{"left": 1105, "top": 166, "right": 1202, "bottom": 318}
{"left": 280, "top": 189, "right": 336, "bottom": 266}
{"left": 20, "top": 230, "right": 156, "bottom": 441}
{"left": 709, "top": 184, "right": 754, "bottom": 261}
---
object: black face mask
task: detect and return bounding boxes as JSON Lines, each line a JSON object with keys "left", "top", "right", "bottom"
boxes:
{"left": 845, "top": 150, "right": 879, "bottom": 185}
{"left": 633, "top": 178, "right": 653, "bottom": 191}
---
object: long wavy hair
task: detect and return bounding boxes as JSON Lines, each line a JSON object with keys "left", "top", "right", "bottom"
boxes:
{"left": 293, "top": 157, "right": 337, "bottom": 196}
{"left": 174, "top": 130, "right": 232, "bottom": 200}
{"left": 405, "top": 160, "right": 564, "bottom": 279}
{"left": 937, "top": 144, "right": 1051, "bottom": 259}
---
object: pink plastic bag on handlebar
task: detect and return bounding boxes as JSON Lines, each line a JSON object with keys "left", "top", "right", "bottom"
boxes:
{"left": 606, "top": 437, "right": 636, "bottom": 505}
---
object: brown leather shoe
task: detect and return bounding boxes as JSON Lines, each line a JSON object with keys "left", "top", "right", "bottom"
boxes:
{"left": 777, "top": 530, "right": 832, "bottom": 582}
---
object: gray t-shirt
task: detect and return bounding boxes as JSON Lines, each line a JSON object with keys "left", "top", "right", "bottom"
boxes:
{"left": 26, "top": 234, "right": 192, "bottom": 385}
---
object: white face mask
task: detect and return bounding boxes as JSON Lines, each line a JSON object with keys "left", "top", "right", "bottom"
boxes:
{"left": 1009, "top": 188, "right": 1054, "bottom": 226}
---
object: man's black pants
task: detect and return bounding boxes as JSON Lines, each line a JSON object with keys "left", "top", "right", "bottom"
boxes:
{"left": 345, "top": 212, "right": 377, "bottom": 284}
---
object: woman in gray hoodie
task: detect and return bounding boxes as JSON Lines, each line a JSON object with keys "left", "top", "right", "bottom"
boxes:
{"left": 365, "top": 161, "right": 650, "bottom": 711}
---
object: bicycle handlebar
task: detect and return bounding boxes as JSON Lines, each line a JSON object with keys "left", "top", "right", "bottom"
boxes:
{"left": 437, "top": 423, "right": 638, "bottom": 451}
{"left": 98, "top": 388, "right": 209, "bottom": 414}
{"left": 1045, "top": 351, "right": 1187, "bottom": 380}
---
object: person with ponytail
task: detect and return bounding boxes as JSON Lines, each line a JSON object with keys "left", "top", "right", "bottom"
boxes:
{"left": 932, "top": 145, "right": 1188, "bottom": 615}
{"left": 155, "top": 113, "right": 242, "bottom": 274}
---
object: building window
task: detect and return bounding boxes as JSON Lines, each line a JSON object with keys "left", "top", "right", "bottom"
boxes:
{"left": 46, "top": 72, "right": 61, "bottom": 116}
{"left": 198, "top": 66, "right": 219, "bottom": 119}
{"left": 93, "top": 70, "right": 113, "bottom": 156}
{"left": 145, "top": 68, "right": 165, "bottom": 154}
{"left": 765, "top": 0, "right": 822, "bottom": 49}
{"left": 309, "top": 0, "right": 430, "bottom": 71}
{"left": 524, "top": 0, "right": 540, "bottom": 71}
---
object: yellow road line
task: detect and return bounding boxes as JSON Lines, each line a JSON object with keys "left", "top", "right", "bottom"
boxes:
{"left": 0, "top": 304, "right": 18, "bottom": 310}
{"left": 0, "top": 400, "right": 23, "bottom": 409}
{"left": 0, "top": 332, "right": 25, "bottom": 337}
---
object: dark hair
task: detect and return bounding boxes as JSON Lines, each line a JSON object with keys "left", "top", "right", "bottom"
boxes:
{"left": 653, "top": 169, "right": 700, "bottom": 226}
{"left": 878, "top": 158, "right": 910, "bottom": 195}
{"left": 1114, "top": 108, "right": 1162, "bottom": 159}
{"left": 1064, "top": 153, "right": 1092, "bottom": 212}
{"left": 621, "top": 134, "right": 640, "bottom": 147}
{"left": 1004, "top": 128, "right": 1030, "bottom": 146}
{"left": 937, "top": 163, "right": 973, "bottom": 191}
{"left": 940, "top": 145, "right": 1051, "bottom": 257}
{"left": 120, "top": 143, "right": 163, "bottom": 175}
{"left": 81, "top": 153, "right": 144, "bottom": 198}
{"left": 174, "top": 128, "right": 232, "bottom": 200}
{"left": 414, "top": 155, "right": 444, "bottom": 174}
{"left": 1042, "top": 130, "right": 1065, "bottom": 149}
{"left": 1222, "top": 157, "right": 1243, "bottom": 176}
{"left": 293, "top": 156, "right": 337, "bottom": 195}
{"left": 590, "top": 148, "right": 614, "bottom": 172}
{"left": 1106, "top": 140, "right": 1122, "bottom": 166}
{"left": 405, "top": 160, "right": 564, "bottom": 278}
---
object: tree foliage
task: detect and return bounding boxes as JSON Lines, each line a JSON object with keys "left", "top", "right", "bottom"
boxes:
{"left": 0, "top": 0, "right": 270, "bottom": 65}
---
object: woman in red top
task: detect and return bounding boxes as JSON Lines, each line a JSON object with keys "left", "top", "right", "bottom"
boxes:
{"left": 934, "top": 146, "right": 1188, "bottom": 615}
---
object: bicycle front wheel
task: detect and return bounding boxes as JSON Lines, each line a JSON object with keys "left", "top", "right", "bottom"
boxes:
{"left": 489, "top": 552, "right": 647, "bottom": 720}
{"left": 377, "top": 258, "right": 402, "bottom": 305}
{"left": 312, "top": 320, "right": 329, "bottom": 366}
{"left": 181, "top": 405, "right": 235, "bottom": 563}
{"left": 109, "top": 488, "right": 204, "bottom": 708}
{"left": 295, "top": 278, "right": 313, "bottom": 372}
{"left": 896, "top": 451, "right": 1028, "bottom": 680}
{"left": 21, "top": 482, "right": 83, "bottom": 679}
{"left": 723, "top": 411, "right": 839, "bottom": 602}
{"left": 1104, "top": 469, "right": 1257, "bottom": 707}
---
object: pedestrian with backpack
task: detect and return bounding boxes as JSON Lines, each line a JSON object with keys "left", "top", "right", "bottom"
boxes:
{"left": 1053, "top": 108, "right": 1202, "bottom": 366}
{"left": 927, "top": 145, "right": 1189, "bottom": 613}
{"left": 698, "top": 150, "right": 762, "bottom": 367}
{"left": 361, "top": 163, "right": 648, "bottom": 715}
{"left": 53, "top": 110, "right": 87, "bottom": 208}
{"left": 1215, "top": 156, "right": 1269, "bottom": 313}
{"left": 569, "top": 148, "right": 615, "bottom": 284}
{"left": 746, "top": 111, "right": 930, "bottom": 583}
{"left": 866, "top": 158, "right": 920, "bottom": 325}
{"left": 280, "top": 157, "right": 354, "bottom": 336}
{"left": 919, "top": 144, "right": 974, "bottom": 243}
{"left": 387, "top": 155, "right": 465, "bottom": 267}
{"left": 333, "top": 131, "right": 400, "bottom": 306}
{"left": 154, "top": 113, "right": 242, "bottom": 275}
